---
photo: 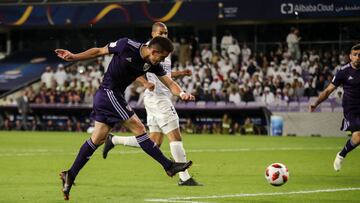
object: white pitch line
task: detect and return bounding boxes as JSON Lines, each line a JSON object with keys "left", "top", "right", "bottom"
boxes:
{"left": 144, "top": 187, "right": 360, "bottom": 202}
{"left": 115, "top": 146, "right": 339, "bottom": 154}
{"left": 0, "top": 147, "right": 340, "bottom": 157}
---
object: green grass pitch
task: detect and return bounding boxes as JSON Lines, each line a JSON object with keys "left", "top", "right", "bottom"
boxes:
{"left": 1, "top": 131, "right": 360, "bottom": 202}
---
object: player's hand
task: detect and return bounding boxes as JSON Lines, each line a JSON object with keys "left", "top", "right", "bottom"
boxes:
{"left": 308, "top": 104, "right": 317, "bottom": 112}
{"left": 55, "top": 49, "right": 76, "bottom": 61}
{"left": 182, "top": 69, "right": 192, "bottom": 76}
{"left": 144, "top": 82, "right": 155, "bottom": 91}
{"left": 180, "top": 92, "right": 195, "bottom": 101}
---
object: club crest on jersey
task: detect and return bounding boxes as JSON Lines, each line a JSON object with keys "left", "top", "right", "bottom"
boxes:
{"left": 143, "top": 63, "right": 151, "bottom": 71}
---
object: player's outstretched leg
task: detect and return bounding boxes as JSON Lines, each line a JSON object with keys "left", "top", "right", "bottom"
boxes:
{"left": 169, "top": 141, "right": 202, "bottom": 186}
{"left": 334, "top": 136, "right": 359, "bottom": 171}
{"left": 162, "top": 126, "right": 202, "bottom": 186}
{"left": 113, "top": 135, "right": 140, "bottom": 147}
{"left": 59, "top": 171, "right": 75, "bottom": 201}
{"left": 165, "top": 160, "right": 193, "bottom": 177}
{"left": 103, "top": 134, "right": 140, "bottom": 159}
{"left": 122, "top": 115, "right": 193, "bottom": 176}
{"left": 60, "top": 138, "right": 99, "bottom": 200}
{"left": 333, "top": 152, "right": 344, "bottom": 171}
{"left": 103, "top": 134, "right": 115, "bottom": 159}
{"left": 136, "top": 133, "right": 192, "bottom": 177}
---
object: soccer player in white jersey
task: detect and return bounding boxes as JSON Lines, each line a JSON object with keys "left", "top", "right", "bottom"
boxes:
{"left": 103, "top": 22, "right": 201, "bottom": 186}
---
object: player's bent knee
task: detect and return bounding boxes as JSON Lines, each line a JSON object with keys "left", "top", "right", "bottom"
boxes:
{"left": 132, "top": 123, "right": 147, "bottom": 135}
{"left": 164, "top": 120, "right": 181, "bottom": 142}
{"left": 150, "top": 132, "right": 164, "bottom": 147}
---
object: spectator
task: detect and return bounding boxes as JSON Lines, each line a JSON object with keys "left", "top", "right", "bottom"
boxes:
{"left": 171, "top": 37, "right": 180, "bottom": 62}
{"left": 179, "top": 37, "right": 191, "bottom": 67}
{"left": 201, "top": 44, "right": 213, "bottom": 63}
{"left": 286, "top": 27, "right": 301, "bottom": 60}
{"left": 54, "top": 64, "right": 67, "bottom": 87}
{"left": 208, "top": 88, "right": 221, "bottom": 102}
{"left": 227, "top": 39, "right": 241, "bottom": 66}
{"left": 184, "top": 118, "right": 195, "bottom": 134}
{"left": 221, "top": 113, "right": 232, "bottom": 134}
{"left": 240, "top": 117, "right": 255, "bottom": 135}
{"left": 240, "top": 84, "right": 255, "bottom": 102}
{"left": 220, "top": 30, "right": 233, "bottom": 56}
{"left": 261, "top": 86, "right": 275, "bottom": 104}
{"left": 241, "top": 43, "right": 251, "bottom": 64}
{"left": 41, "top": 66, "right": 54, "bottom": 88}
{"left": 228, "top": 88, "right": 241, "bottom": 105}
{"left": 16, "top": 90, "right": 31, "bottom": 130}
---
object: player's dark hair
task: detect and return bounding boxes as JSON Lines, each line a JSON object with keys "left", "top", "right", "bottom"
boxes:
{"left": 148, "top": 36, "right": 174, "bottom": 53}
{"left": 351, "top": 43, "right": 360, "bottom": 51}
{"left": 152, "top": 22, "right": 166, "bottom": 32}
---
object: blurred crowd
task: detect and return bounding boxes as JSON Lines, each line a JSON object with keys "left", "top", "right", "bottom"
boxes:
{"left": 0, "top": 27, "right": 350, "bottom": 132}
{"left": 0, "top": 27, "right": 347, "bottom": 106}
{"left": 172, "top": 28, "right": 345, "bottom": 105}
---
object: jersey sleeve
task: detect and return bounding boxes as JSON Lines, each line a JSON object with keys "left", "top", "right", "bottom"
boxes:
{"left": 163, "top": 56, "right": 172, "bottom": 74}
{"left": 150, "top": 64, "right": 167, "bottom": 77}
{"left": 107, "top": 38, "right": 127, "bottom": 54}
{"left": 331, "top": 70, "right": 344, "bottom": 87}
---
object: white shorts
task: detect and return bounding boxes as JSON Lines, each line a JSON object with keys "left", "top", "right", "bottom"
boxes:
{"left": 144, "top": 95, "right": 179, "bottom": 134}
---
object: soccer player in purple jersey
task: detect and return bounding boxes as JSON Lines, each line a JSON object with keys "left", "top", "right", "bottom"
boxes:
{"left": 55, "top": 36, "right": 194, "bottom": 200}
{"left": 309, "top": 43, "right": 360, "bottom": 171}
{"left": 102, "top": 22, "right": 202, "bottom": 186}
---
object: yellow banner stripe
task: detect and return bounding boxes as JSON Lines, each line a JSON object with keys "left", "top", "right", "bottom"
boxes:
{"left": 92, "top": 4, "right": 124, "bottom": 23}
{"left": 12, "top": 6, "right": 33, "bottom": 26}
{"left": 157, "top": 1, "right": 182, "bottom": 22}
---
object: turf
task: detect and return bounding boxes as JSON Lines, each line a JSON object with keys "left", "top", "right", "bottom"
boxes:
{"left": 0, "top": 131, "right": 360, "bottom": 203}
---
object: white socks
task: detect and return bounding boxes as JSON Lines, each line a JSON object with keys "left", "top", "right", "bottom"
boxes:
{"left": 112, "top": 136, "right": 140, "bottom": 147}
{"left": 111, "top": 136, "right": 192, "bottom": 181}
{"left": 170, "top": 141, "right": 191, "bottom": 181}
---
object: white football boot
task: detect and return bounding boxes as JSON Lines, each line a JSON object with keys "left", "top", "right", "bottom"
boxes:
{"left": 333, "top": 152, "right": 344, "bottom": 171}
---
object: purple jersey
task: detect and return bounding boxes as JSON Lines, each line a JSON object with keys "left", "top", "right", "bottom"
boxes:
{"left": 332, "top": 63, "right": 360, "bottom": 115}
{"left": 101, "top": 38, "right": 167, "bottom": 92}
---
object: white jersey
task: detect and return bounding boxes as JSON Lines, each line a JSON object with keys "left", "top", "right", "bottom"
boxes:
{"left": 144, "top": 42, "right": 172, "bottom": 98}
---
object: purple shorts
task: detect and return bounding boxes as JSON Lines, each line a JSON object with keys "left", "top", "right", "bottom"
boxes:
{"left": 341, "top": 112, "right": 360, "bottom": 132}
{"left": 91, "top": 87, "right": 135, "bottom": 127}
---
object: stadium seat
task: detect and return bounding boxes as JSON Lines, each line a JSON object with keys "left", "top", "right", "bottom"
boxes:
{"left": 299, "top": 96, "right": 309, "bottom": 102}
{"left": 299, "top": 101, "right": 309, "bottom": 112}
{"left": 320, "top": 101, "right": 331, "bottom": 107}
{"left": 205, "top": 101, "right": 216, "bottom": 107}
{"left": 333, "top": 107, "right": 343, "bottom": 112}
{"left": 236, "top": 101, "right": 246, "bottom": 106}
{"left": 288, "top": 101, "right": 300, "bottom": 111}
{"left": 320, "top": 107, "right": 333, "bottom": 112}
{"left": 196, "top": 101, "right": 206, "bottom": 107}
{"left": 246, "top": 101, "right": 265, "bottom": 107}
{"left": 185, "top": 101, "right": 196, "bottom": 108}
{"left": 216, "top": 101, "right": 226, "bottom": 106}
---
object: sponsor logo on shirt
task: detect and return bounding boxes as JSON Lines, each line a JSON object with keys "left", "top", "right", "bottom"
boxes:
{"left": 109, "top": 42, "right": 117, "bottom": 47}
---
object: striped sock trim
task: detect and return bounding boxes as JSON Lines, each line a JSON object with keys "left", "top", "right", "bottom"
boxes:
{"left": 86, "top": 139, "right": 98, "bottom": 150}
{"left": 349, "top": 139, "right": 359, "bottom": 147}
{"left": 136, "top": 133, "right": 149, "bottom": 143}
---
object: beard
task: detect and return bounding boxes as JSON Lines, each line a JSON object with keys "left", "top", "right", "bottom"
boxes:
{"left": 352, "top": 61, "right": 360, "bottom": 69}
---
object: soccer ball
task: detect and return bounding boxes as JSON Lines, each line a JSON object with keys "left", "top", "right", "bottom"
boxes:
{"left": 265, "top": 163, "right": 289, "bottom": 186}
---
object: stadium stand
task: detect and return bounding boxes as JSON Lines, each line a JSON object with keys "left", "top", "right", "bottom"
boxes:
{"left": 0, "top": 0, "right": 358, "bottom": 135}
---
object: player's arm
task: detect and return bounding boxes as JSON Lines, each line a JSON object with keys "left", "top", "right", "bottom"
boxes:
{"left": 309, "top": 83, "right": 337, "bottom": 112}
{"left": 55, "top": 46, "right": 109, "bottom": 62}
{"left": 135, "top": 75, "right": 155, "bottom": 91}
{"left": 171, "top": 69, "right": 192, "bottom": 79}
{"left": 157, "top": 75, "right": 195, "bottom": 101}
